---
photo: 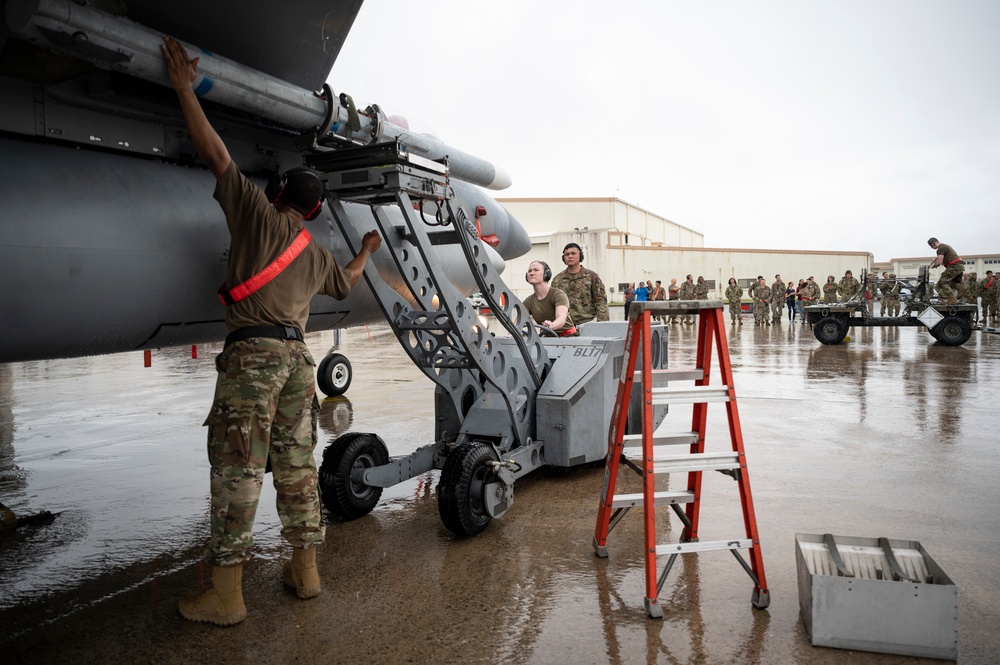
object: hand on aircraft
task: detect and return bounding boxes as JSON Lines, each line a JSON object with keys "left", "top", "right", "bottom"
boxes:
{"left": 361, "top": 230, "right": 382, "bottom": 254}
{"left": 161, "top": 36, "right": 199, "bottom": 91}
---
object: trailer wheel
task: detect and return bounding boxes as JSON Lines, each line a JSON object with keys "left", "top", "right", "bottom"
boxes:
{"left": 813, "top": 316, "right": 848, "bottom": 345}
{"left": 317, "top": 353, "right": 352, "bottom": 397}
{"left": 438, "top": 442, "right": 498, "bottom": 536}
{"left": 931, "top": 316, "right": 972, "bottom": 346}
{"left": 319, "top": 432, "right": 388, "bottom": 520}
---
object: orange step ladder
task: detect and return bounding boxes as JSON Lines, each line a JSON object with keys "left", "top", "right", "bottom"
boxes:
{"left": 593, "top": 300, "right": 769, "bottom": 618}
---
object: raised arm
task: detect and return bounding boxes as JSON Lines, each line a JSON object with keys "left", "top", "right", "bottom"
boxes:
{"left": 343, "top": 231, "right": 383, "bottom": 287}
{"left": 161, "top": 36, "right": 231, "bottom": 179}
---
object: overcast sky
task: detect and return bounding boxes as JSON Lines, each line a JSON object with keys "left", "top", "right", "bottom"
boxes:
{"left": 331, "top": 0, "right": 999, "bottom": 262}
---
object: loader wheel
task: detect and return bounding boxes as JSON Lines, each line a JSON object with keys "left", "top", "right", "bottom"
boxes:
{"left": 931, "top": 316, "right": 972, "bottom": 346}
{"left": 317, "top": 353, "right": 352, "bottom": 397}
{"left": 438, "top": 442, "right": 498, "bottom": 536}
{"left": 813, "top": 316, "right": 848, "bottom": 345}
{"left": 320, "top": 432, "right": 388, "bottom": 520}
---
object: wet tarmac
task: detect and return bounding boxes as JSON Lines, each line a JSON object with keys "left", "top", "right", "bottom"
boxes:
{"left": 1, "top": 312, "right": 998, "bottom": 664}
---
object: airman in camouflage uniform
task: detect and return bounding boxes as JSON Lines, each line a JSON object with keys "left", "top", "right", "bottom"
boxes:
{"left": 981, "top": 271, "right": 998, "bottom": 325}
{"left": 678, "top": 274, "right": 697, "bottom": 324}
{"left": 962, "top": 272, "right": 980, "bottom": 322}
{"left": 837, "top": 270, "right": 861, "bottom": 302}
{"left": 551, "top": 243, "right": 610, "bottom": 324}
{"left": 879, "top": 272, "right": 890, "bottom": 314}
{"left": 822, "top": 275, "right": 838, "bottom": 303}
{"left": 695, "top": 276, "right": 710, "bottom": 299}
{"left": 928, "top": 238, "right": 965, "bottom": 303}
{"left": 884, "top": 274, "right": 901, "bottom": 316}
{"left": 753, "top": 277, "right": 771, "bottom": 326}
{"left": 164, "top": 36, "right": 381, "bottom": 626}
{"left": 770, "top": 275, "right": 785, "bottom": 324}
{"left": 725, "top": 278, "right": 743, "bottom": 325}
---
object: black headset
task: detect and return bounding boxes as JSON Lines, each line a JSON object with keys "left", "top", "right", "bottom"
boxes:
{"left": 526, "top": 261, "right": 552, "bottom": 283}
{"left": 562, "top": 242, "right": 584, "bottom": 264}
{"left": 266, "top": 169, "right": 324, "bottom": 221}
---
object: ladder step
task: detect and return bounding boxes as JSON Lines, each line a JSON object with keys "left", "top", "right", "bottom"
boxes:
{"left": 655, "top": 539, "right": 753, "bottom": 556}
{"left": 635, "top": 368, "right": 705, "bottom": 383}
{"left": 622, "top": 431, "right": 699, "bottom": 449}
{"left": 651, "top": 385, "right": 730, "bottom": 405}
{"left": 651, "top": 452, "right": 740, "bottom": 474}
{"left": 611, "top": 490, "right": 695, "bottom": 509}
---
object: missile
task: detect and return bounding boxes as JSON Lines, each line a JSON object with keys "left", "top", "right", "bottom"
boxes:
{"left": 5, "top": 0, "right": 512, "bottom": 190}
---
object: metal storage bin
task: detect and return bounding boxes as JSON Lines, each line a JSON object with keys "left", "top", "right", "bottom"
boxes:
{"left": 795, "top": 533, "right": 957, "bottom": 660}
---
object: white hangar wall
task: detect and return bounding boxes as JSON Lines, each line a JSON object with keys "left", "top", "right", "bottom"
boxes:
{"left": 497, "top": 197, "right": 872, "bottom": 301}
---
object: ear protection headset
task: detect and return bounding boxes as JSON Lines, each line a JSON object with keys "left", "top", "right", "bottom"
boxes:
{"left": 266, "top": 169, "right": 324, "bottom": 221}
{"left": 562, "top": 243, "right": 584, "bottom": 264}
{"left": 525, "top": 261, "right": 552, "bottom": 283}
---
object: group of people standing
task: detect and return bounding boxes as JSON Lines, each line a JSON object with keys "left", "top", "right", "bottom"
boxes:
{"left": 724, "top": 272, "right": 868, "bottom": 326}
{"left": 623, "top": 275, "right": 711, "bottom": 324}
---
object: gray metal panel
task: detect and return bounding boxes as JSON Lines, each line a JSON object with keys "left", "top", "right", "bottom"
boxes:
{"left": 795, "top": 533, "right": 958, "bottom": 660}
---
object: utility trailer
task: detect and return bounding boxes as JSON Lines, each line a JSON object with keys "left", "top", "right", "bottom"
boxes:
{"left": 805, "top": 268, "right": 976, "bottom": 346}
{"left": 305, "top": 142, "right": 668, "bottom": 535}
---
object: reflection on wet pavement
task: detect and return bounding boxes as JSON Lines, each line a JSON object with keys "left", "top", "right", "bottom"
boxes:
{"left": 1, "top": 317, "right": 998, "bottom": 663}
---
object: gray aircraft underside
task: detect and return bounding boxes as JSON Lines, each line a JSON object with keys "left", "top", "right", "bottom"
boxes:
{"left": 0, "top": 0, "right": 530, "bottom": 363}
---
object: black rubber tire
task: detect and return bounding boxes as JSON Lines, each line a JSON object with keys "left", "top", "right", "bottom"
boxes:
{"left": 319, "top": 432, "right": 389, "bottom": 520}
{"left": 813, "top": 316, "right": 848, "bottom": 345}
{"left": 931, "top": 316, "right": 972, "bottom": 346}
{"left": 317, "top": 353, "right": 352, "bottom": 397}
{"left": 437, "top": 442, "right": 498, "bottom": 536}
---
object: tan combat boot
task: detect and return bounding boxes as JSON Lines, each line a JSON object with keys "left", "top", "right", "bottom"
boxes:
{"left": 283, "top": 547, "right": 322, "bottom": 599}
{"left": 179, "top": 564, "right": 246, "bottom": 625}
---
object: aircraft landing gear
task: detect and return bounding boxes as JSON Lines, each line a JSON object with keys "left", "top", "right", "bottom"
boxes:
{"left": 317, "top": 352, "right": 352, "bottom": 397}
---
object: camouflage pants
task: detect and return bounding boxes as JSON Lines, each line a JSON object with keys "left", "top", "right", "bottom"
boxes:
{"left": 936, "top": 263, "right": 965, "bottom": 301}
{"left": 771, "top": 301, "right": 783, "bottom": 322}
{"left": 728, "top": 301, "right": 741, "bottom": 323}
{"left": 203, "top": 338, "right": 324, "bottom": 566}
{"left": 886, "top": 297, "right": 900, "bottom": 317}
{"left": 754, "top": 301, "right": 770, "bottom": 324}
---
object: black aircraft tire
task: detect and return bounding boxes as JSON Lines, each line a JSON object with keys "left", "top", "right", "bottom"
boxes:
{"left": 317, "top": 353, "right": 352, "bottom": 397}
{"left": 437, "top": 442, "right": 498, "bottom": 536}
{"left": 813, "top": 316, "right": 848, "bottom": 345}
{"left": 319, "top": 432, "right": 389, "bottom": 520}
{"left": 931, "top": 316, "right": 972, "bottom": 346}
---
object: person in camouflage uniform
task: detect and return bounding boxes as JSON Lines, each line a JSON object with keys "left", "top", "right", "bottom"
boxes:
{"left": 822, "top": 275, "right": 838, "bottom": 303}
{"left": 725, "top": 278, "right": 743, "bottom": 325}
{"left": 928, "top": 238, "right": 965, "bottom": 304}
{"left": 678, "top": 274, "right": 697, "bottom": 324}
{"left": 981, "top": 271, "right": 998, "bottom": 325}
{"left": 164, "top": 37, "right": 381, "bottom": 626}
{"left": 551, "top": 242, "right": 610, "bottom": 325}
{"left": 753, "top": 277, "right": 771, "bottom": 326}
{"left": 770, "top": 274, "right": 785, "bottom": 324}
{"left": 884, "top": 273, "right": 901, "bottom": 316}
{"left": 837, "top": 270, "right": 861, "bottom": 302}
{"left": 667, "top": 277, "right": 681, "bottom": 324}
{"left": 962, "top": 272, "right": 980, "bottom": 322}
{"left": 879, "top": 272, "right": 890, "bottom": 314}
{"left": 695, "top": 276, "right": 710, "bottom": 299}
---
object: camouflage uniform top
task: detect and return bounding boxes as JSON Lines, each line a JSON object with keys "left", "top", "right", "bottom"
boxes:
{"left": 809, "top": 282, "right": 822, "bottom": 303}
{"left": 837, "top": 276, "right": 861, "bottom": 301}
{"left": 215, "top": 162, "right": 351, "bottom": 333}
{"left": 755, "top": 284, "right": 772, "bottom": 304}
{"left": 678, "top": 280, "right": 697, "bottom": 299}
{"left": 725, "top": 285, "right": 743, "bottom": 303}
{"left": 695, "top": 281, "right": 710, "bottom": 299}
{"left": 771, "top": 281, "right": 786, "bottom": 304}
{"left": 551, "top": 266, "right": 609, "bottom": 323}
{"left": 963, "top": 274, "right": 980, "bottom": 302}
{"left": 822, "top": 281, "right": 838, "bottom": 301}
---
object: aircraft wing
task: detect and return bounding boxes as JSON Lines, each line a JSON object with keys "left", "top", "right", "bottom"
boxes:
{"left": 124, "top": 0, "right": 364, "bottom": 91}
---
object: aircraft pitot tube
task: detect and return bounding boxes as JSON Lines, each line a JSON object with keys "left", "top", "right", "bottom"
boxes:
{"left": 5, "top": 0, "right": 512, "bottom": 190}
